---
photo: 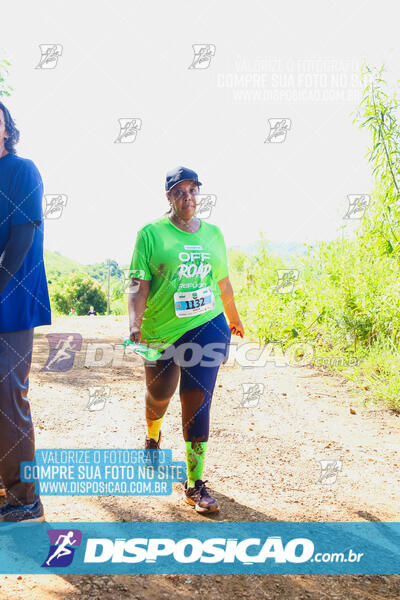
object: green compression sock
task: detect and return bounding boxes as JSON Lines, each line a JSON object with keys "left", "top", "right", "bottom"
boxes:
{"left": 185, "top": 441, "right": 208, "bottom": 488}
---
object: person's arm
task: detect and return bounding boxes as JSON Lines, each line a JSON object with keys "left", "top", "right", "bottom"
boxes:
{"left": 218, "top": 276, "right": 244, "bottom": 337}
{"left": 0, "top": 222, "right": 36, "bottom": 296}
{"left": 127, "top": 228, "right": 153, "bottom": 343}
{"left": 128, "top": 278, "right": 151, "bottom": 342}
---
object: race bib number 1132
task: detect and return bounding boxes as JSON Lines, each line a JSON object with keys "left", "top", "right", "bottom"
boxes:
{"left": 174, "top": 286, "right": 215, "bottom": 318}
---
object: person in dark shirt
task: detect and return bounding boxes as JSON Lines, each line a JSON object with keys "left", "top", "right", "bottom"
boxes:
{"left": 87, "top": 305, "right": 97, "bottom": 316}
{"left": 0, "top": 102, "right": 51, "bottom": 523}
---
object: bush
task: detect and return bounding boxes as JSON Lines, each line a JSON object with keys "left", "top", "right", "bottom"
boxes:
{"left": 50, "top": 273, "right": 107, "bottom": 315}
{"left": 229, "top": 64, "right": 400, "bottom": 411}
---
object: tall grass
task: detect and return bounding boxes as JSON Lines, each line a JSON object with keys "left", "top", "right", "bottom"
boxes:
{"left": 233, "top": 64, "right": 400, "bottom": 411}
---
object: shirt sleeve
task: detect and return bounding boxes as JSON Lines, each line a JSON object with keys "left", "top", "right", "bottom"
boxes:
{"left": 10, "top": 159, "right": 44, "bottom": 227}
{"left": 128, "top": 228, "right": 152, "bottom": 280}
{"left": 214, "top": 227, "right": 229, "bottom": 282}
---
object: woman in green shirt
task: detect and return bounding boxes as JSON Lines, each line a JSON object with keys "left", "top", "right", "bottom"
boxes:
{"left": 128, "top": 166, "right": 244, "bottom": 514}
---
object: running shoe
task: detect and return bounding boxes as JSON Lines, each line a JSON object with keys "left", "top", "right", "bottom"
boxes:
{"left": 144, "top": 431, "right": 162, "bottom": 449}
{"left": 0, "top": 499, "right": 45, "bottom": 523}
{"left": 183, "top": 479, "right": 219, "bottom": 513}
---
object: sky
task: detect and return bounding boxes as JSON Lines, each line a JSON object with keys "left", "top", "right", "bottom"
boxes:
{"left": 1, "top": 0, "right": 399, "bottom": 265}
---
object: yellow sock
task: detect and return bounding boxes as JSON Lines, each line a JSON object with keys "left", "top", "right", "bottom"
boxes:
{"left": 146, "top": 416, "right": 163, "bottom": 441}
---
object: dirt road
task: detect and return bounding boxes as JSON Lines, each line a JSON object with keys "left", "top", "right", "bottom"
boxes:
{"left": 1, "top": 315, "right": 400, "bottom": 599}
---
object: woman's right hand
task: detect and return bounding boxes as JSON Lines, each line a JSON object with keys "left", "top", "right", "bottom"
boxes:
{"left": 129, "top": 325, "right": 142, "bottom": 343}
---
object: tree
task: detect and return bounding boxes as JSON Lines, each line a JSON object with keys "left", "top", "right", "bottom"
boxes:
{"left": 354, "top": 63, "right": 400, "bottom": 259}
{"left": 50, "top": 273, "right": 107, "bottom": 315}
{"left": 86, "top": 259, "right": 123, "bottom": 283}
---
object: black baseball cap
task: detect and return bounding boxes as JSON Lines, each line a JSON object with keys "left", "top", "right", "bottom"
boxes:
{"left": 165, "top": 165, "right": 202, "bottom": 192}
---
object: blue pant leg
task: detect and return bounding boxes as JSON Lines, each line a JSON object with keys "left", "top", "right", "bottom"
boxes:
{"left": 0, "top": 329, "right": 38, "bottom": 505}
{"left": 178, "top": 313, "right": 231, "bottom": 442}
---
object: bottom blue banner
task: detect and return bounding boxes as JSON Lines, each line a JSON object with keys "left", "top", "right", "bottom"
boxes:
{"left": 1, "top": 522, "right": 400, "bottom": 574}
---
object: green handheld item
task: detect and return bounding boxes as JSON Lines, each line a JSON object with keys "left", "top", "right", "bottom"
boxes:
{"left": 122, "top": 338, "right": 162, "bottom": 361}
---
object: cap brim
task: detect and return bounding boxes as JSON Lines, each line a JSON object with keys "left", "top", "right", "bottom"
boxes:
{"left": 168, "top": 179, "right": 202, "bottom": 191}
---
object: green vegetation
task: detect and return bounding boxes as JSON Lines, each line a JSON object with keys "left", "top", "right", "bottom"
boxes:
{"left": 51, "top": 273, "right": 107, "bottom": 316}
{"left": 0, "top": 58, "right": 13, "bottom": 97}
{"left": 234, "top": 64, "right": 400, "bottom": 411}
{"left": 44, "top": 250, "right": 128, "bottom": 316}
{"left": 44, "top": 250, "right": 85, "bottom": 283}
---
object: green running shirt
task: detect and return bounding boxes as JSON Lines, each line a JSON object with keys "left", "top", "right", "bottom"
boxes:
{"left": 128, "top": 214, "right": 229, "bottom": 353}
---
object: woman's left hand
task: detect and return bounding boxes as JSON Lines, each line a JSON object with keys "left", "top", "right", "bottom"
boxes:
{"left": 229, "top": 320, "right": 244, "bottom": 338}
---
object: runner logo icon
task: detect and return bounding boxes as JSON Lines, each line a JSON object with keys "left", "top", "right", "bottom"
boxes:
{"left": 41, "top": 529, "right": 82, "bottom": 567}
{"left": 42, "top": 333, "right": 82, "bottom": 372}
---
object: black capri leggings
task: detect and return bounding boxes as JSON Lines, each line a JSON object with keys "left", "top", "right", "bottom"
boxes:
{"left": 144, "top": 312, "right": 231, "bottom": 442}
